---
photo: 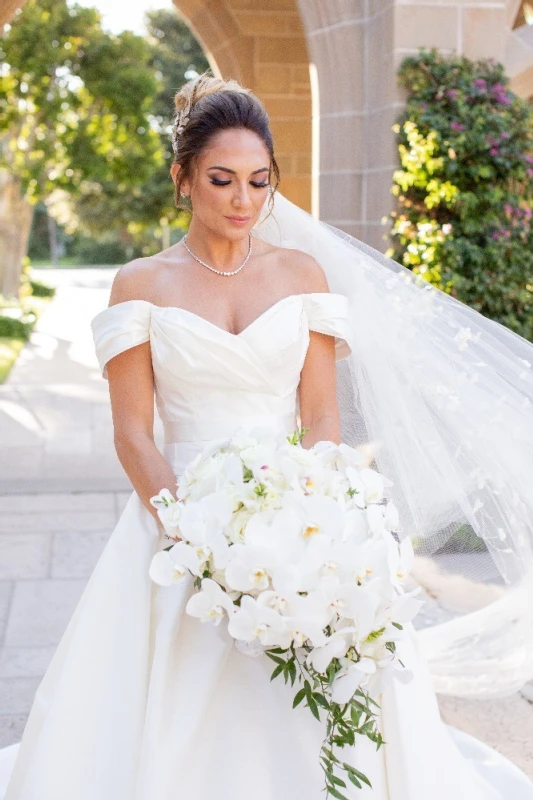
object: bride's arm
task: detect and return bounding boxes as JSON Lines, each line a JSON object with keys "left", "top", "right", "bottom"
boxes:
{"left": 105, "top": 267, "right": 180, "bottom": 523}
{"left": 296, "top": 258, "right": 341, "bottom": 448}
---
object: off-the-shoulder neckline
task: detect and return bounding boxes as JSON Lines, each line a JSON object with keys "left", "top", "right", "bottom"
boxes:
{"left": 92, "top": 292, "right": 348, "bottom": 340}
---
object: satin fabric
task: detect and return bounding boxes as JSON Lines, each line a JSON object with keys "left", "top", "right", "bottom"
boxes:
{"left": 3, "top": 293, "right": 533, "bottom": 799}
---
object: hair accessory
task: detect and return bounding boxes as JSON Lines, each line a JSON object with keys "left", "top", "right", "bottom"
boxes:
{"left": 171, "top": 105, "right": 191, "bottom": 154}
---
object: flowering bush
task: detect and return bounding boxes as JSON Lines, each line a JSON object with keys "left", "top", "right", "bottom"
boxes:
{"left": 149, "top": 427, "right": 424, "bottom": 797}
{"left": 388, "top": 49, "right": 533, "bottom": 341}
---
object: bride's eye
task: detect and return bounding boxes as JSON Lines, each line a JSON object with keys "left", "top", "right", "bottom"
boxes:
{"left": 211, "top": 178, "right": 231, "bottom": 186}
{"left": 251, "top": 181, "right": 268, "bottom": 188}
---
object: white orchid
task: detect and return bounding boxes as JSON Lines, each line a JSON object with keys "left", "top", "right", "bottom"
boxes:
{"left": 149, "top": 541, "right": 201, "bottom": 586}
{"left": 224, "top": 543, "right": 280, "bottom": 593}
{"left": 186, "top": 578, "right": 236, "bottom": 625}
{"left": 149, "top": 427, "right": 422, "bottom": 793}
{"left": 387, "top": 535, "right": 415, "bottom": 586}
{"left": 331, "top": 657, "right": 377, "bottom": 704}
{"left": 228, "top": 594, "right": 285, "bottom": 645}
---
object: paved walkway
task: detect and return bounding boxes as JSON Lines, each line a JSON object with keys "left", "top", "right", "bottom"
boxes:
{"left": 0, "top": 268, "right": 531, "bottom": 777}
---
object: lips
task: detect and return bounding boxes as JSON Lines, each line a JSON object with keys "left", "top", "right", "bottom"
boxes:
{"left": 226, "top": 216, "right": 252, "bottom": 222}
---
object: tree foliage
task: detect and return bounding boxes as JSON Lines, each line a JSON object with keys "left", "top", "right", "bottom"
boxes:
{"left": 388, "top": 49, "right": 533, "bottom": 341}
{"left": 1, "top": 0, "right": 163, "bottom": 207}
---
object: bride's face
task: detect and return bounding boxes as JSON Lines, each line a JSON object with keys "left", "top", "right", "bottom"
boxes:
{"left": 180, "top": 128, "right": 271, "bottom": 240}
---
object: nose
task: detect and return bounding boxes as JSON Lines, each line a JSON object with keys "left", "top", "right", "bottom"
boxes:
{"left": 231, "top": 181, "right": 252, "bottom": 209}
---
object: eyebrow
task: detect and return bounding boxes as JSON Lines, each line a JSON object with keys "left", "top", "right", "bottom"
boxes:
{"left": 206, "top": 165, "right": 269, "bottom": 175}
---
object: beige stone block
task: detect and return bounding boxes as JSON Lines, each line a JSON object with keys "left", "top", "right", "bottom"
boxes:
{"left": 365, "top": 168, "right": 396, "bottom": 224}
{"left": 256, "top": 35, "right": 309, "bottom": 64}
{"left": 171, "top": 0, "right": 204, "bottom": 18}
{"left": 271, "top": 118, "right": 312, "bottom": 152}
{"left": 364, "top": 106, "right": 401, "bottom": 171}
{"left": 394, "top": 5, "right": 459, "bottom": 51}
{"left": 277, "top": 176, "right": 312, "bottom": 211}
{"left": 191, "top": 0, "right": 240, "bottom": 49}
{"left": 255, "top": 63, "right": 293, "bottom": 94}
{"left": 361, "top": 223, "right": 392, "bottom": 254}
{"left": 300, "top": 0, "right": 365, "bottom": 31}
{"left": 291, "top": 64, "right": 311, "bottom": 86}
{"left": 319, "top": 172, "right": 363, "bottom": 224}
{"left": 320, "top": 114, "right": 364, "bottom": 173}
{"left": 295, "top": 153, "right": 312, "bottom": 175}
{"left": 292, "top": 85, "right": 312, "bottom": 96}
{"left": 368, "top": 0, "right": 394, "bottom": 17}
{"left": 366, "top": 6, "right": 400, "bottom": 110}
{"left": 234, "top": 10, "right": 301, "bottom": 36}
{"left": 230, "top": 0, "right": 297, "bottom": 8}
{"left": 212, "top": 36, "right": 255, "bottom": 86}
{"left": 264, "top": 96, "right": 311, "bottom": 119}
{"left": 312, "top": 26, "right": 365, "bottom": 115}
{"left": 462, "top": 8, "right": 507, "bottom": 61}
{"left": 273, "top": 153, "right": 295, "bottom": 176}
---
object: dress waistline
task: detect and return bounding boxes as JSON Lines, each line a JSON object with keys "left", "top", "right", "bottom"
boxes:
{"left": 162, "top": 412, "right": 297, "bottom": 445}
{"left": 162, "top": 412, "right": 298, "bottom": 476}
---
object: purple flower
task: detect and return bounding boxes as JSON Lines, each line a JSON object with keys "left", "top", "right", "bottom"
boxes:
{"left": 525, "top": 207, "right": 532, "bottom": 220}
{"left": 490, "top": 147, "right": 499, "bottom": 156}
{"left": 473, "top": 78, "right": 487, "bottom": 91}
{"left": 504, "top": 204, "right": 514, "bottom": 215}
{"left": 492, "top": 229, "right": 511, "bottom": 241}
{"left": 527, "top": 168, "right": 533, "bottom": 178}
{"left": 450, "top": 121, "right": 465, "bottom": 132}
{"left": 446, "top": 89, "right": 459, "bottom": 101}
{"left": 501, "top": 132, "right": 510, "bottom": 140}
{"left": 525, "top": 155, "right": 533, "bottom": 164}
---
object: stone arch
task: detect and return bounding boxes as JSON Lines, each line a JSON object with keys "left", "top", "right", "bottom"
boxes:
{"left": 174, "top": 1, "right": 313, "bottom": 211}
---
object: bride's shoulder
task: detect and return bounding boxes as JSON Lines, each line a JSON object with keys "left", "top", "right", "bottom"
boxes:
{"left": 108, "top": 251, "right": 173, "bottom": 306}
{"left": 283, "top": 247, "right": 329, "bottom": 294}
{"left": 264, "top": 243, "right": 329, "bottom": 293}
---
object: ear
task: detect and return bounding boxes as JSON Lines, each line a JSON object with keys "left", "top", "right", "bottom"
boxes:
{"left": 170, "top": 163, "right": 190, "bottom": 197}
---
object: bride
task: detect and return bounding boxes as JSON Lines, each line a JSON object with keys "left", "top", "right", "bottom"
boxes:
{"left": 2, "top": 73, "right": 533, "bottom": 799}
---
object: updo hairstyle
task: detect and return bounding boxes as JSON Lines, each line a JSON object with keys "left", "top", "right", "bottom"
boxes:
{"left": 171, "top": 72, "right": 280, "bottom": 212}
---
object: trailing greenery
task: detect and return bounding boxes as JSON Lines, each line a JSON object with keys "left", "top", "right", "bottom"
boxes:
{"left": 388, "top": 49, "right": 533, "bottom": 341}
{"left": 0, "top": 310, "right": 37, "bottom": 341}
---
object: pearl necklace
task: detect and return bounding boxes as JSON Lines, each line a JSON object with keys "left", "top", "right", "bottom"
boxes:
{"left": 182, "top": 234, "right": 252, "bottom": 277}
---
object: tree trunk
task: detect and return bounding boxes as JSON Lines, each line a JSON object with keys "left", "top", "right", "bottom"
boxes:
{"left": 0, "top": 171, "right": 34, "bottom": 300}
{"left": 48, "top": 214, "right": 59, "bottom": 266}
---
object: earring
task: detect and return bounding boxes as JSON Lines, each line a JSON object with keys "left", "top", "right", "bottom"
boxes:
{"left": 180, "top": 192, "right": 192, "bottom": 211}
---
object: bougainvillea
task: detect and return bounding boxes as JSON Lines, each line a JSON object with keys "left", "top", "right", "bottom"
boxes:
{"left": 388, "top": 49, "right": 533, "bottom": 341}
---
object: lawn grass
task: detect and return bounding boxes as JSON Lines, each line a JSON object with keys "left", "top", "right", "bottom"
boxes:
{"left": 0, "top": 294, "right": 53, "bottom": 384}
{"left": 0, "top": 337, "right": 25, "bottom": 383}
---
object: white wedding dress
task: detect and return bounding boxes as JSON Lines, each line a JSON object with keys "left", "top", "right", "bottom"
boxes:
{"left": 2, "top": 293, "right": 533, "bottom": 799}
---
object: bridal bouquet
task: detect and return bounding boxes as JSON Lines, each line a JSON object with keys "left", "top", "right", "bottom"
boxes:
{"left": 149, "top": 427, "right": 424, "bottom": 798}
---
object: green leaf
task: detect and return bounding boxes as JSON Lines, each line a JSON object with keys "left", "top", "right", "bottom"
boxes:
{"left": 307, "top": 697, "right": 321, "bottom": 721}
{"left": 325, "top": 784, "right": 349, "bottom": 800}
{"left": 270, "top": 663, "right": 284, "bottom": 681}
{"left": 346, "top": 772, "right": 362, "bottom": 789}
{"left": 265, "top": 653, "right": 285, "bottom": 665}
{"left": 292, "top": 688, "right": 306, "bottom": 708}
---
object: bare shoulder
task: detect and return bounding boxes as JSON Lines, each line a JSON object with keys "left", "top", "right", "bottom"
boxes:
{"left": 280, "top": 247, "right": 329, "bottom": 294}
{"left": 108, "top": 256, "right": 160, "bottom": 307}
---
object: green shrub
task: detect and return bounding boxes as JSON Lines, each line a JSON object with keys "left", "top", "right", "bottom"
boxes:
{"left": 389, "top": 49, "right": 533, "bottom": 341}
{"left": 0, "top": 311, "right": 37, "bottom": 341}
{"left": 29, "top": 279, "right": 56, "bottom": 298}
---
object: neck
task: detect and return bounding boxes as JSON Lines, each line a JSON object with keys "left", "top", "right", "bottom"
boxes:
{"left": 184, "top": 217, "right": 251, "bottom": 271}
